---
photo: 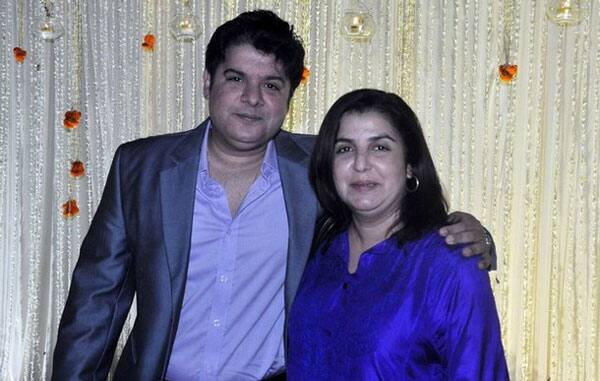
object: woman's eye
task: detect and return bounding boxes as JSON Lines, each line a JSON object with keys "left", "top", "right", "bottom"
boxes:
{"left": 265, "top": 83, "right": 280, "bottom": 91}
{"left": 226, "top": 76, "right": 242, "bottom": 82}
{"left": 374, "top": 145, "right": 389, "bottom": 151}
{"left": 335, "top": 146, "right": 351, "bottom": 154}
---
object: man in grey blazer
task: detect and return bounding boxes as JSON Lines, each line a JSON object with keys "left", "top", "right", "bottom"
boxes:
{"left": 52, "top": 10, "right": 493, "bottom": 381}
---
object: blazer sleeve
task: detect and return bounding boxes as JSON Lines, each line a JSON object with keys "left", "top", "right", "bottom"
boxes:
{"left": 52, "top": 146, "right": 136, "bottom": 380}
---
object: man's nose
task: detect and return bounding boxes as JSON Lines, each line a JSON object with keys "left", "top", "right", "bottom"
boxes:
{"left": 241, "top": 82, "right": 263, "bottom": 106}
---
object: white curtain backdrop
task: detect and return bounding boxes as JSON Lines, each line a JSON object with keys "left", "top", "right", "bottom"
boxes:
{"left": 1, "top": 1, "right": 599, "bottom": 380}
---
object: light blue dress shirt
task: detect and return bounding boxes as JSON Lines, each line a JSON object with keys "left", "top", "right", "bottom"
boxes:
{"left": 166, "top": 124, "right": 289, "bottom": 380}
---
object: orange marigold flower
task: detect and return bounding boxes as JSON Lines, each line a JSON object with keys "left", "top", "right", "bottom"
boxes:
{"left": 499, "top": 64, "right": 518, "bottom": 84}
{"left": 64, "top": 110, "right": 82, "bottom": 129}
{"left": 301, "top": 67, "right": 310, "bottom": 84}
{"left": 13, "top": 47, "right": 27, "bottom": 63}
{"left": 62, "top": 198, "right": 80, "bottom": 218}
{"left": 70, "top": 160, "right": 85, "bottom": 178}
{"left": 142, "top": 34, "right": 156, "bottom": 52}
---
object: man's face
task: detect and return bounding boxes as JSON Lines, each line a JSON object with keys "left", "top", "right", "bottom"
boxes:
{"left": 203, "top": 43, "right": 292, "bottom": 154}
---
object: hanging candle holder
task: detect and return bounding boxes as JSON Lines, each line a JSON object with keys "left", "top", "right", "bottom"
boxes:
{"left": 340, "top": 0, "right": 375, "bottom": 43}
{"left": 169, "top": 0, "right": 202, "bottom": 42}
{"left": 546, "top": 0, "right": 583, "bottom": 26}
{"left": 38, "top": 1, "right": 64, "bottom": 41}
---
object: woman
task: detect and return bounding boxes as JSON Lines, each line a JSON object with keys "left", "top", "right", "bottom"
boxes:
{"left": 288, "top": 89, "right": 508, "bottom": 380}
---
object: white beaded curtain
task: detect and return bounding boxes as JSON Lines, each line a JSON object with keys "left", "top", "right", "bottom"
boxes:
{"left": 412, "top": 1, "right": 600, "bottom": 380}
{"left": 1, "top": 0, "right": 599, "bottom": 380}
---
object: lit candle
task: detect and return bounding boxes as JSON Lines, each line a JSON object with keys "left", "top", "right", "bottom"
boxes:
{"left": 40, "top": 22, "right": 53, "bottom": 33}
{"left": 179, "top": 18, "right": 193, "bottom": 33}
{"left": 349, "top": 15, "right": 364, "bottom": 33}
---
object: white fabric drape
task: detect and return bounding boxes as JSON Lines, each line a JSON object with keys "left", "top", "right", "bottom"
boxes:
{"left": 1, "top": 1, "right": 599, "bottom": 380}
{"left": 414, "top": 2, "right": 599, "bottom": 379}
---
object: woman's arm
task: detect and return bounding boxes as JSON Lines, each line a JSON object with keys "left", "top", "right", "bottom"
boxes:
{"left": 437, "top": 255, "right": 508, "bottom": 379}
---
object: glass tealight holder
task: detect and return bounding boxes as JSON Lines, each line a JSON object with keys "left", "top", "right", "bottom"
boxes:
{"left": 341, "top": 11, "right": 375, "bottom": 43}
{"left": 546, "top": 0, "right": 583, "bottom": 26}
{"left": 38, "top": 15, "right": 64, "bottom": 41}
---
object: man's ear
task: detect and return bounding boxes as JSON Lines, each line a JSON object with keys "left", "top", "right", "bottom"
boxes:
{"left": 203, "top": 70, "right": 211, "bottom": 99}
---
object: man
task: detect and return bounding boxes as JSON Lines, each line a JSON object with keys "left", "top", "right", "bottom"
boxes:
{"left": 52, "top": 10, "right": 493, "bottom": 381}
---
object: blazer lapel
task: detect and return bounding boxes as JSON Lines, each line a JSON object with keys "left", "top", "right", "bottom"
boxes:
{"left": 160, "top": 123, "right": 207, "bottom": 293}
{"left": 275, "top": 131, "right": 319, "bottom": 313}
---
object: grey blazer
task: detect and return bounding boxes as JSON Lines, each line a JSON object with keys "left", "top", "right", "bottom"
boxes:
{"left": 52, "top": 120, "right": 320, "bottom": 380}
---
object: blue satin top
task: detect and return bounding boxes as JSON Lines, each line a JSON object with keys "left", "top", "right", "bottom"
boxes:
{"left": 287, "top": 230, "right": 509, "bottom": 380}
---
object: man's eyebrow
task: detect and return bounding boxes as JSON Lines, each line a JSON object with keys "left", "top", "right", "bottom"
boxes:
{"left": 222, "top": 68, "right": 285, "bottom": 83}
{"left": 223, "top": 68, "right": 244, "bottom": 76}
{"left": 263, "top": 75, "right": 285, "bottom": 83}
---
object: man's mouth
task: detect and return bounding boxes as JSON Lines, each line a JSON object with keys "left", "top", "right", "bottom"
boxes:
{"left": 235, "top": 112, "right": 262, "bottom": 121}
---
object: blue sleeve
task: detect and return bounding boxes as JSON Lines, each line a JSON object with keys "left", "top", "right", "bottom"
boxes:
{"left": 435, "top": 254, "right": 509, "bottom": 380}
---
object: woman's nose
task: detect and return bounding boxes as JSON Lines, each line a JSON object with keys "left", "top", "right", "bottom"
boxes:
{"left": 352, "top": 151, "right": 371, "bottom": 172}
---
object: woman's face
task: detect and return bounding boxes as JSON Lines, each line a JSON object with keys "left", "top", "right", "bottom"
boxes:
{"left": 333, "top": 111, "right": 410, "bottom": 224}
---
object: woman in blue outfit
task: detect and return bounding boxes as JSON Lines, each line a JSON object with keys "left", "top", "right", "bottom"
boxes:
{"left": 287, "top": 89, "right": 509, "bottom": 380}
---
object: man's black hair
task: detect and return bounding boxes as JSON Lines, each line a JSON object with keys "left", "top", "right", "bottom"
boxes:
{"left": 205, "top": 10, "right": 305, "bottom": 98}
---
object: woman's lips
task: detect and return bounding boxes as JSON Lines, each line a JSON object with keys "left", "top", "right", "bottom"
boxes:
{"left": 350, "top": 181, "right": 378, "bottom": 190}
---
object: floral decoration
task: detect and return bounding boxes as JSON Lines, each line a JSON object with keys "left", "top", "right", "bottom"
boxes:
{"left": 498, "top": 64, "right": 518, "bottom": 84}
{"left": 70, "top": 160, "right": 85, "bottom": 178}
{"left": 13, "top": 47, "right": 27, "bottom": 63}
{"left": 301, "top": 67, "right": 310, "bottom": 84}
{"left": 64, "top": 110, "right": 82, "bottom": 129}
{"left": 62, "top": 198, "right": 80, "bottom": 218}
{"left": 142, "top": 34, "right": 156, "bottom": 52}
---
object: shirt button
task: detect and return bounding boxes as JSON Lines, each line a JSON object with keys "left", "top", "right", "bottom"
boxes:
{"left": 219, "top": 275, "right": 228, "bottom": 283}
{"left": 212, "top": 319, "right": 221, "bottom": 327}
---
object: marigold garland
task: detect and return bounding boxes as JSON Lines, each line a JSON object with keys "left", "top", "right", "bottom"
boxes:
{"left": 64, "top": 110, "right": 81, "bottom": 129}
{"left": 69, "top": 160, "right": 85, "bottom": 178}
{"left": 301, "top": 67, "right": 310, "bottom": 84}
{"left": 142, "top": 34, "right": 156, "bottom": 51}
{"left": 13, "top": 47, "right": 27, "bottom": 63}
{"left": 62, "top": 198, "right": 80, "bottom": 218}
{"left": 499, "top": 64, "right": 518, "bottom": 84}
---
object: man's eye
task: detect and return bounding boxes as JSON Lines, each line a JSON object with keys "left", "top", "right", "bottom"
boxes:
{"left": 265, "top": 83, "right": 280, "bottom": 91}
{"left": 226, "top": 76, "right": 242, "bottom": 82}
{"left": 374, "top": 145, "right": 389, "bottom": 151}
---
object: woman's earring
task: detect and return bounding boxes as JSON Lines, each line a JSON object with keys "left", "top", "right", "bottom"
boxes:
{"left": 406, "top": 175, "right": 420, "bottom": 192}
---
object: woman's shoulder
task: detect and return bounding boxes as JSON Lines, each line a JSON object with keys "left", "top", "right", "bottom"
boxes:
{"left": 408, "top": 231, "right": 493, "bottom": 319}
{"left": 407, "top": 230, "right": 461, "bottom": 258}
{"left": 408, "top": 230, "right": 482, "bottom": 280}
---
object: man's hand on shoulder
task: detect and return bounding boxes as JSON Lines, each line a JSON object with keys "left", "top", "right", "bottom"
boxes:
{"left": 439, "top": 211, "right": 493, "bottom": 270}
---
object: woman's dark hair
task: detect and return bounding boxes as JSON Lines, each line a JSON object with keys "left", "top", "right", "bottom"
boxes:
{"left": 310, "top": 89, "right": 448, "bottom": 247}
{"left": 205, "top": 10, "right": 305, "bottom": 98}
